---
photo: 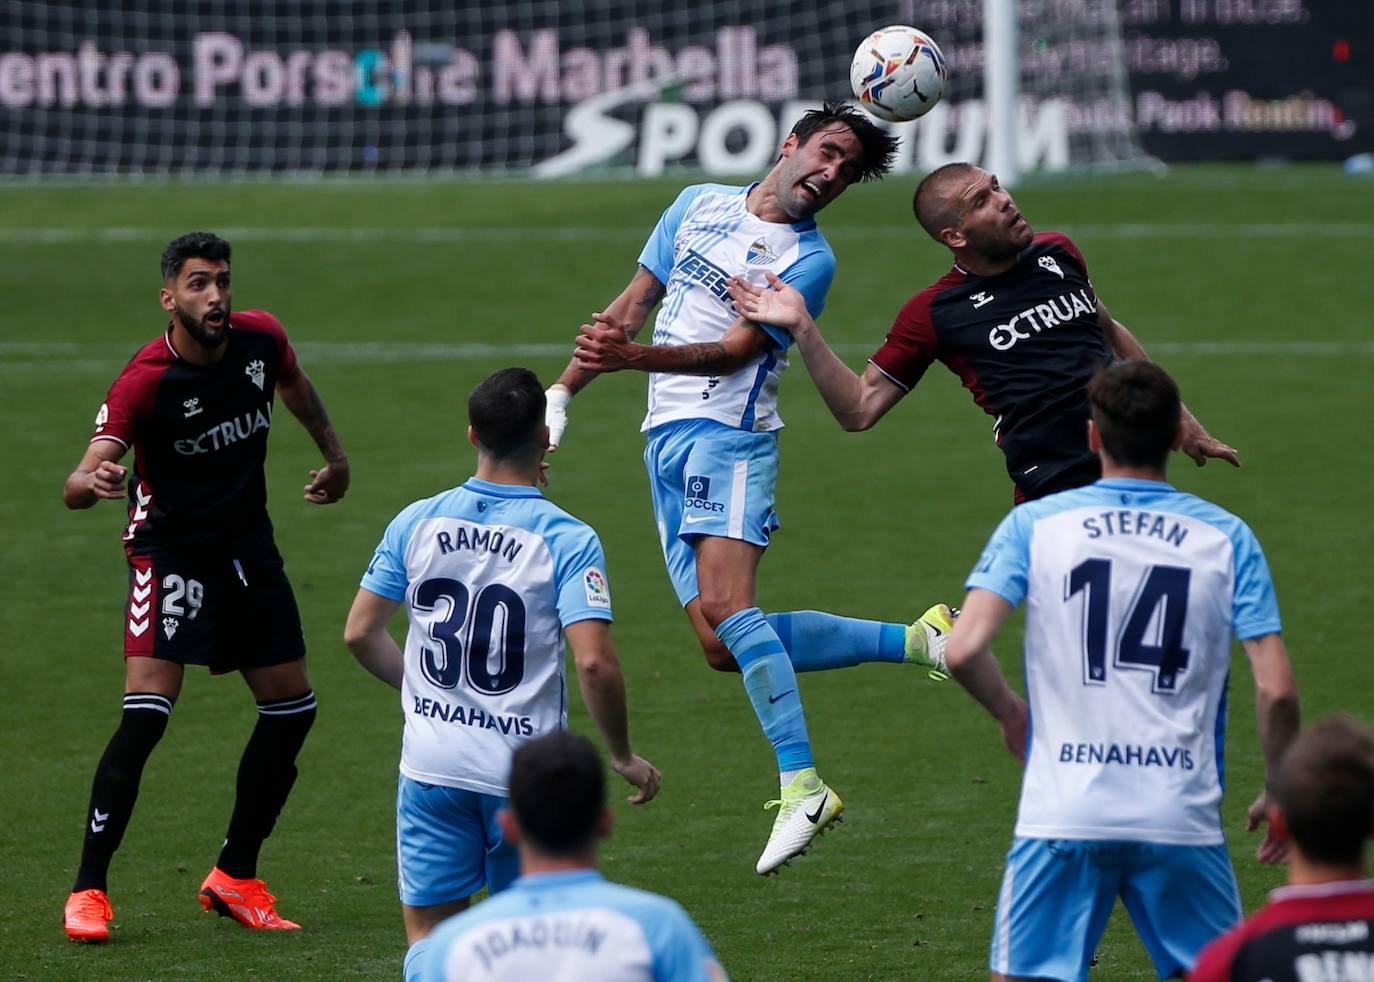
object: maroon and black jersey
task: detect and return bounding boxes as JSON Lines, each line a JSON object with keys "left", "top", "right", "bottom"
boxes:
{"left": 91, "top": 310, "right": 298, "bottom": 548}
{"left": 1190, "top": 881, "right": 1374, "bottom": 982}
{"left": 870, "top": 232, "right": 1110, "bottom": 499}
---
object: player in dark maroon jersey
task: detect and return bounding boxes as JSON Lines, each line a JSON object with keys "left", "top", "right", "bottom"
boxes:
{"left": 728, "top": 161, "right": 1239, "bottom": 502}
{"left": 59, "top": 232, "right": 350, "bottom": 944}
{"left": 1191, "top": 715, "right": 1374, "bottom": 982}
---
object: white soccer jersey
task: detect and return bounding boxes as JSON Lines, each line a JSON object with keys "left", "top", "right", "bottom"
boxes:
{"left": 967, "top": 478, "right": 1283, "bottom": 845}
{"left": 361, "top": 478, "right": 612, "bottom": 796}
{"left": 419, "top": 870, "right": 725, "bottom": 982}
{"left": 636, "top": 183, "right": 836, "bottom": 433}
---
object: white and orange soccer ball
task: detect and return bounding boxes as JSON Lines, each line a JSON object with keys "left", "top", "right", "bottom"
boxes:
{"left": 850, "top": 25, "right": 949, "bottom": 123}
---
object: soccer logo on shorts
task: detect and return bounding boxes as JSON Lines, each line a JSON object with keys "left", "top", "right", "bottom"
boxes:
{"left": 686, "top": 475, "right": 711, "bottom": 500}
{"left": 584, "top": 568, "right": 610, "bottom": 608}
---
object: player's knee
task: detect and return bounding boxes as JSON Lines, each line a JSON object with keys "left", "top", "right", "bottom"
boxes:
{"left": 697, "top": 594, "right": 745, "bottom": 631}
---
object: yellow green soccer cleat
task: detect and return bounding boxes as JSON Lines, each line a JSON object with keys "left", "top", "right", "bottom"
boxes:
{"left": 756, "top": 769, "right": 845, "bottom": 875}
{"left": 905, "top": 603, "right": 955, "bottom": 681}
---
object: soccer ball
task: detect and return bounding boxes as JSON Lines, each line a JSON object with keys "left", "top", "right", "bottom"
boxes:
{"left": 850, "top": 26, "right": 949, "bottom": 123}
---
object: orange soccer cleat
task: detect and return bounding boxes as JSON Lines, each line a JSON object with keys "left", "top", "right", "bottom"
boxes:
{"left": 198, "top": 867, "right": 301, "bottom": 930}
{"left": 64, "top": 888, "right": 114, "bottom": 943}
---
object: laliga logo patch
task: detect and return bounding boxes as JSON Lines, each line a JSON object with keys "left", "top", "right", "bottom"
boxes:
{"left": 1038, "top": 255, "right": 1065, "bottom": 279}
{"left": 746, "top": 238, "right": 778, "bottom": 266}
{"left": 584, "top": 568, "right": 610, "bottom": 608}
{"left": 686, "top": 475, "right": 711, "bottom": 500}
{"left": 245, "top": 359, "right": 266, "bottom": 390}
{"left": 94, "top": 402, "right": 109, "bottom": 431}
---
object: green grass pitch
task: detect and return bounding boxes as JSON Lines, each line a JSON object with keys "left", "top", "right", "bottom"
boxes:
{"left": 1, "top": 166, "right": 1371, "bottom": 979}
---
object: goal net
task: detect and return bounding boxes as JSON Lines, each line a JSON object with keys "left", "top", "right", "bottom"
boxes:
{"left": 0, "top": 0, "right": 1153, "bottom": 178}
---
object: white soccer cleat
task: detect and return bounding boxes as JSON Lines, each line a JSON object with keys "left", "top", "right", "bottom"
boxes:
{"left": 756, "top": 769, "right": 844, "bottom": 875}
{"left": 905, "top": 603, "right": 955, "bottom": 681}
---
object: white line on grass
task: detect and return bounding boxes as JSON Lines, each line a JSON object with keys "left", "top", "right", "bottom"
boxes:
{"left": 0, "top": 224, "right": 1372, "bottom": 245}
{"left": 5, "top": 339, "right": 1374, "bottom": 374}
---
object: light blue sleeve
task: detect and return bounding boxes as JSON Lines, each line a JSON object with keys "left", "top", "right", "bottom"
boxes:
{"left": 1230, "top": 524, "right": 1282, "bottom": 640}
{"left": 757, "top": 235, "right": 835, "bottom": 349}
{"left": 414, "top": 919, "right": 459, "bottom": 982}
{"left": 637, "top": 185, "right": 711, "bottom": 286}
{"left": 965, "top": 506, "right": 1034, "bottom": 607}
{"left": 550, "top": 517, "right": 614, "bottom": 626}
{"left": 645, "top": 900, "right": 724, "bottom": 982}
{"left": 359, "top": 500, "right": 426, "bottom": 601}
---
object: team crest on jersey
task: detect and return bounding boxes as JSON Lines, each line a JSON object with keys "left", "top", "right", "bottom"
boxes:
{"left": 94, "top": 402, "right": 109, "bottom": 431}
{"left": 746, "top": 238, "right": 778, "bottom": 265}
{"left": 162, "top": 616, "right": 179, "bottom": 639}
{"left": 584, "top": 568, "right": 610, "bottom": 608}
{"left": 245, "top": 359, "right": 266, "bottom": 390}
{"left": 1038, "top": 255, "right": 1065, "bottom": 279}
{"left": 182, "top": 397, "right": 202, "bottom": 418}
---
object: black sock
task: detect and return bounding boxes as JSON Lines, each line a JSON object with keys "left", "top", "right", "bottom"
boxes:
{"left": 216, "top": 690, "right": 317, "bottom": 880}
{"left": 72, "top": 693, "right": 174, "bottom": 893}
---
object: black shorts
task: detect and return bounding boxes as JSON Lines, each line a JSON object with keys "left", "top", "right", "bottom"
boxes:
{"left": 1014, "top": 457, "right": 1103, "bottom": 504}
{"left": 123, "top": 539, "right": 306, "bottom": 674}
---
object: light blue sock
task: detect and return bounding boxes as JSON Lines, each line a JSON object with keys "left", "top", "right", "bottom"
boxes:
{"left": 768, "top": 610, "right": 906, "bottom": 672}
{"left": 404, "top": 937, "right": 435, "bottom": 982}
{"left": 716, "top": 606, "right": 813, "bottom": 772}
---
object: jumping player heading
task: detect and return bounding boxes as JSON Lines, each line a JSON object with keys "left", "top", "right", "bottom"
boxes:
{"left": 543, "top": 102, "right": 954, "bottom": 876}
{"left": 61, "top": 231, "right": 350, "bottom": 943}
{"left": 728, "top": 162, "right": 1239, "bottom": 501}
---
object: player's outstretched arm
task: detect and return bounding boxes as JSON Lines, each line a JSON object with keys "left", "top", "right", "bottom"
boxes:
{"left": 728, "top": 273, "right": 906, "bottom": 431}
{"left": 1241, "top": 632, "right": 1300, "bottom": 863}
{"left": 575, "top": 313, "right": 767, "bottom": 378}
{"left": 565, "top": 619, "right": 661, "bottom": 804}
{"left": 547, "top": 267, "right": 667, "bottom": 451}
{"left": 278, "top": 364, "right": 351, "bottom": 503}
{"left": 63, "top": 440, "right": 128, "bottom": 509}
{"left": 946, "top": 589, "right": 1028, "bottom": 763}
{"left": 343, "top": 588, "right": 404, "bottom": 689}
{"left": 1096, "top": 299, "right": 1241, "bottom": 468}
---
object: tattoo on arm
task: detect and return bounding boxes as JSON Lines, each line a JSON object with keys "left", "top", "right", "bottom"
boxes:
{"left": 283, "top": 378, "right": 347, "bottom": 463}
{"left": 624, "top": 279, "right": 667, "bottom": 342}
{"left": 653, "top": 341, "right": 736, "bottom": 375}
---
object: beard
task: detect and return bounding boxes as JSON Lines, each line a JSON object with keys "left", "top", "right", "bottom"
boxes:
{"left": 178, "top": 304, "right": 230, "bottom": 348}
{"left": 966, "top": 226, "right": 1026, "bottom": 265}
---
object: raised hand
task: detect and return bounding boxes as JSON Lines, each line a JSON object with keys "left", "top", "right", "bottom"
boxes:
{"left": 727, "top": 271, "right": 808, "bottom": 329}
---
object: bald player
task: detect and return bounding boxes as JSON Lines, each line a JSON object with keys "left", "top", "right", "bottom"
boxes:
{"left": 728, "top": 161, "right": 1238, "bottom": 503}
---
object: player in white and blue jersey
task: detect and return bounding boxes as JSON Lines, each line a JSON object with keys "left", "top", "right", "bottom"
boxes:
{"left": 944, "top": 360, "right": 1300, "bottom": 982}
{"left": 418, "top": 731, "right": 725, "bottom": 982}
{"left": 344, "top": 368, "right": 660, "bottom": 982}
{"left": 542, "top": 101, "right": 955, "bottom": 876}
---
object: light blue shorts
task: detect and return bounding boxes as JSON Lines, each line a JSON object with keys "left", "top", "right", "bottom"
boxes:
{"left": 989, "top": 837, "right": 1240, "bottom": 982}
{"left": 643, "top": 418, "right": 781, "bottom": 607}
{"left": 395, "top": 775, "right": 519, "bottom": 907}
